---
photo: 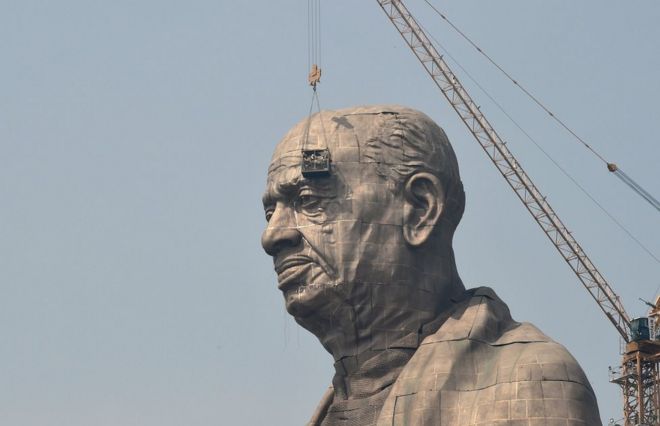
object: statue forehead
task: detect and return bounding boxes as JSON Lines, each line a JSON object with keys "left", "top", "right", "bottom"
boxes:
{"left": 268, "top": 105, "right": 414, "bottom": 176}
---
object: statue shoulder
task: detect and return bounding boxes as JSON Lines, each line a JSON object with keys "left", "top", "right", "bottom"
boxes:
{"left": 487, "top": 335, "right": 601, "bottom": 424}
{"left": 498, "top": 323, "right": 591, "bottom": 383}
{"left": 378, "top": 288, "right": 601, "bottom": 424}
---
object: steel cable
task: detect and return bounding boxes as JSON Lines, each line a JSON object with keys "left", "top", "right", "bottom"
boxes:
{"left": 418, "top": 21, "right": 660, "bottom": 264}
{"left": 422, "top": 0, "right": 660, "bottom": 215}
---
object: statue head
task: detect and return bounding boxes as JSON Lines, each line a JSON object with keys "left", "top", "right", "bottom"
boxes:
{"left": 261, "top": 105, "right": 466, "bottom": 353}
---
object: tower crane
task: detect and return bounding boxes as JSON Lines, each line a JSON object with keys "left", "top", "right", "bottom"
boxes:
{"left": 374, "top": 1, "right": 660, "bottom": 424}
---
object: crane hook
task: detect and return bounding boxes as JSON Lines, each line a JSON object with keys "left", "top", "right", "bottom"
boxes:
{"left": 308, "top": 64, "right": 322, "bottom": 89}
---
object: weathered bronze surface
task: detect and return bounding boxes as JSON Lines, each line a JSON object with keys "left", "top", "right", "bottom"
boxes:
{"left": 261, "top": 105, "right": 601, "bottom": 425}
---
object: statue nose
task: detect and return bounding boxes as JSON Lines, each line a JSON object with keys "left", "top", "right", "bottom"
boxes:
{"left": 261, "top": 205, "right": 302, "bottom": 256}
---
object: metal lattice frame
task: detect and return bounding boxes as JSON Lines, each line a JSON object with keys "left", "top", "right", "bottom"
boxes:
{"left": 376, "top": 0, "right": 631, "bottom": 341}
{"left": 612, "top": 349, "right": 660, "bottom": 425}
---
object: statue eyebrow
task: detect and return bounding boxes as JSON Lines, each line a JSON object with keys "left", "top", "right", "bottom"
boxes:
{"left": 262, "top": 178, "right": 303, "bottom": 207}
{"left": 262, "top": 176, "right": 335, "bottom": 207}
{"left": 278, "top": 180, "right": 303, "bottom": 193}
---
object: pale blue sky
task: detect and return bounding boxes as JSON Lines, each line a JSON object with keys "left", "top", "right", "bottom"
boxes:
{"left": 1, "top": 1, "right": 658, "bottom": 424}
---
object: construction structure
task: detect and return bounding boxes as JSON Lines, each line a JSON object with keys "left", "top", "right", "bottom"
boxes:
{"left": 610, "top": 300, "right": 660, "bottom": 425}
{"left": 373, "top": 1, "right": 660, "bottom": 424}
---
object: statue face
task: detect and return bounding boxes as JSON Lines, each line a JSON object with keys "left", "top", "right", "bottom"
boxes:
{"left": 261, "top": 116, "right": 407, "bottom": 320}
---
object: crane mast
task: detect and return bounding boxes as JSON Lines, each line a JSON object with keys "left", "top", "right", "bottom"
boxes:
{"left": 376, "top": 1, "right": 660, "bottom": 424}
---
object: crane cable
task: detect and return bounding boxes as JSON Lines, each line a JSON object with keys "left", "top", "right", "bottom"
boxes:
{"left": 307, "top": 0, "right": 322, "bottom": 89}
{"left": 422, "top": 0, "right": 660, "bottom": 214}
{"left": 302, "top": 0, "right": 328, "bottom": 153}
{"left": 417, "top": 22, "right": 660, "bottom": 265}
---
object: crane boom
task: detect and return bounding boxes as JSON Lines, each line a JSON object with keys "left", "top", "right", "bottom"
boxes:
{"left": 376, "top": 0, "right": 632, "bottom": 341}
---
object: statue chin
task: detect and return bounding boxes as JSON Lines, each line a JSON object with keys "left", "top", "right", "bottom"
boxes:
{"left": 283, "top": 282, "right": 342, "bottom": 320}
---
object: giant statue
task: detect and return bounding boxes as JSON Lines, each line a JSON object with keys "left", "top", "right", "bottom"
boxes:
{"left": 261, "top": 105, "right": 601, "bottom": 425}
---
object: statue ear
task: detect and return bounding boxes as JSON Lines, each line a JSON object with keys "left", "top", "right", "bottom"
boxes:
{"left": 403, "top": 172, "right": 445, "bottom": 246}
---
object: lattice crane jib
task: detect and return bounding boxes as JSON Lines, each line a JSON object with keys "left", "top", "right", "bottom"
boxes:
{"left": 376, "top": 0, "right": 630, "bottom": 340}
{"left": 374, "top": 1, "right": 660, "bottom": 424}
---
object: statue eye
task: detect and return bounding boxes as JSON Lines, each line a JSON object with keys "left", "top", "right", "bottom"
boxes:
{"left": 300, "top": 195, "right": 319, "bottom": 207}
{"left": 299, "top": 194, "right": 322, "bottom": 210}
{"left": 264, "top": 208, "right": 274, "bottom": 222}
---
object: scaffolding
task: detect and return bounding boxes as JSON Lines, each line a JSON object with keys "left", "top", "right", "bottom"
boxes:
{"left": 610, "top": 300, "right": 660, "bottom": 425}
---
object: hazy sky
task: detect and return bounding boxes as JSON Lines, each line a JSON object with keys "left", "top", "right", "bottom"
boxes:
{"left": 2, "top": 1, "right": 659, "bottom": 424}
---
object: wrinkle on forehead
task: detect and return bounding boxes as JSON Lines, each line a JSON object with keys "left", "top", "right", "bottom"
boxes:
{"left": 265, "top": 164, "right": 339, "bottom": 201}
{"left": 268, "top": 152, "right": 302, "bottom": 176}
{"left": 263, "top": 162, "right": 303, "bottom": 205}
{"left": 264, "top": 109, "right": 382, "bottom": 206}
{"left": 267, "top": 149, "right": 303, "bottom": 187}
{"left": 266, "top": 105, "right": 441, "bottom": 199}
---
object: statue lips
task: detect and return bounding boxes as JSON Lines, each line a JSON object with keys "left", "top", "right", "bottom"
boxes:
{"left": 274, "top": 255, "right": 315, "bottom": 292}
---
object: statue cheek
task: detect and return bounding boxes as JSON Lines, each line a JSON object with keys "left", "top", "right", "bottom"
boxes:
{"left": 318, "top": 223, "right": 338, "bottom": 252}
{"left": 324, "top": 201, "right": 341, "bottom": 218}
{"left": 321, "top": 223, "right": 334, "bottom": 238}
{"left": 293, "top": 222, "right": 340, "bottom": 279}
{"left": 299, "top": 225, "right": 333, "bottom": 249}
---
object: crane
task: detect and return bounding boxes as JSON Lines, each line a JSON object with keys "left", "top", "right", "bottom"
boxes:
{"left": 375, "top": 1, "right": 660, "bottom": 424}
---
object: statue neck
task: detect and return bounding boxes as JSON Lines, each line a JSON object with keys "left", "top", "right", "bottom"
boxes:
{"left": 306, "top": 279, "right": 465, "bottom": 400}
